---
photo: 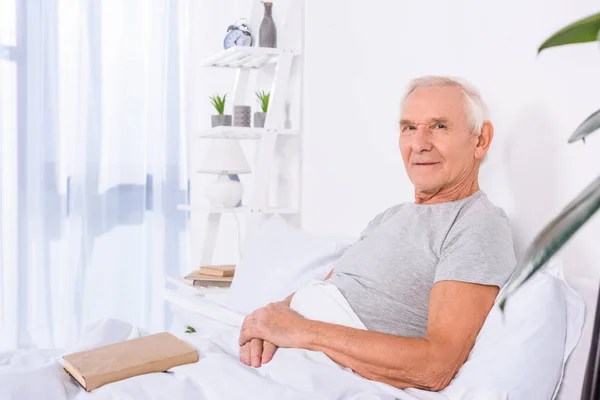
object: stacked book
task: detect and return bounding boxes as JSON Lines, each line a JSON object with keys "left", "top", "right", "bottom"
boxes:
{"left": 184, "top": 265, "right": 235, "bottom": 288}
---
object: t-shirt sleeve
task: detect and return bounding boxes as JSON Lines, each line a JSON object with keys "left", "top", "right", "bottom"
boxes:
{"left": 434, "top": 210, "right": 516, "bottom": 287}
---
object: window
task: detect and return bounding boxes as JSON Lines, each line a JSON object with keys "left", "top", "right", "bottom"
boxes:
{"left": 0, "top": 0, "right": 20, "bottom": 349}
{"left": 0, "top": 0, "right": 16, "bottom": 46}
{"left": 0, "top": 0, "right": 18, "bottom": 143}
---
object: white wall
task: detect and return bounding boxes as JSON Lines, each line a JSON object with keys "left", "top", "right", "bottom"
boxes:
{"left": 188, "top": 0, "right": 600, "bottom": 280}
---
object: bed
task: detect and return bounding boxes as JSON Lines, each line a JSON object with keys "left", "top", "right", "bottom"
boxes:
{"left": 0, "top": 215, "right": 590, "bottom": 399}
{"left": 2, "top": 281, "right": 498, "bottom": 400}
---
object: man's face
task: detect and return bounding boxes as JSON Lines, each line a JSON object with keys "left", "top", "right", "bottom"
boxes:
{"left": 399, "top": 85, "right": 479, "bottom": 194}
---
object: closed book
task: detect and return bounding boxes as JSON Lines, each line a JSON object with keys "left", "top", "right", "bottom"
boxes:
{"left": 198, "top": 264, "right": 235, "bottom": 277}
{"left": 192, "top": 279, "right": 231, "bottom": 287}
{"left": 185, "top": 271, "right": 233, "bottom": 283}
{"left": 63, "top": 332, "right": 198, "bottom": 392}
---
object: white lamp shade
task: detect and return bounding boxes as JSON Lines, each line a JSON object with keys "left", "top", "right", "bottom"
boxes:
{"left": 198, "top": 139, "right": 251, "bottom": 174}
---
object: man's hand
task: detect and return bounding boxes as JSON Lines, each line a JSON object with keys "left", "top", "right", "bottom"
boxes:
{"left": 239, "top": 302, "right": 307, "bottom": 349}
{"left": 239, "top": 339, "right": 278, "bottom": 367}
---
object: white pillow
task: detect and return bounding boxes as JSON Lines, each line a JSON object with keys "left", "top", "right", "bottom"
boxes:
{"left": 558, "top": 276, "right": 596, "bottom": 399}
{"left": 227, "top": 215, "right": 352, "bottom": 314}
{"left": 441, "top": 260, "right": 585, "bottom": 400}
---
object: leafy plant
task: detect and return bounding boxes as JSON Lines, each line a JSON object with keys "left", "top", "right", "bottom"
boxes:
{"left": 499, "top": 13, "right": 600, "bottom": 308}
{"left": 255, "top": 90, "right": 270, "bottom": 113}
{"left": 185, "top": 325, "right": 196, "bottom": 333}
{"left": 209, "top": 94, "right": 227, "bottom": 115}
{"left": 497, "top": 15, "right": 600, "bottom": 397}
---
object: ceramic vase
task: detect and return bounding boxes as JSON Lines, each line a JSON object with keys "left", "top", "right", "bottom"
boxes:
{"left": 259, "top": 2, "right": 277, "bottom": 48}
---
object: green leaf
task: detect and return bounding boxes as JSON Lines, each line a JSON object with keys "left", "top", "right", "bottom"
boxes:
{"left": 568, "top": 109, "right": 600, "bottom": 143}
{"left": 499, "top": 174, "right": 600, "bottom": 311}
{"left": 217, "top": 94, "right": 226, "bottom": 114}
{"left": 209, "top": 94, "right": 226, "bottom": 115}
{"left": 538, "top": 12, "right": 600, "bottom": 53}
{"left": 185, "top": 325, "right": 196, "bottom": 333}
{"left": 255, "top": 91, "right": 270, "bottom": 112}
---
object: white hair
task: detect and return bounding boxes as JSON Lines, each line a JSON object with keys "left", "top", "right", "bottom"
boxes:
{"left": 402, "top": 76, "right": 490, "bottom": 136}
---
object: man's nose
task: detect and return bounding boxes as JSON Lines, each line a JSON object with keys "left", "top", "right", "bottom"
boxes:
{"left": 411, "top": 127, "right": 433, "bottom": 152}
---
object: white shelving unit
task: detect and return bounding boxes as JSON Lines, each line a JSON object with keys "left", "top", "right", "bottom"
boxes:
{"left": 180, "top": 0, "right": 304, "bottom": 267}
{"left": 199, "top": 46, "right": 287, "bottom": 69}
{"left": 177, "top": 204, "right": 298, "bottom": 214}
{"left": 196, "top": 126, "right": 299, "bottom": 140}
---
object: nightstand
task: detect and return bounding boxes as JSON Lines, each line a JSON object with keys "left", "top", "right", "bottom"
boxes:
{"left": 164, "top": 277, "right": 240, "bottom": 335}
{"left": 165, "top": 276, "right": 230, "bottom": 306}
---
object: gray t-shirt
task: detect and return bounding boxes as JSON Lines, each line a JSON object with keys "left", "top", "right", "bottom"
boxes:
{"left": 328, "top": 190, "right": 516, "bottom": 337}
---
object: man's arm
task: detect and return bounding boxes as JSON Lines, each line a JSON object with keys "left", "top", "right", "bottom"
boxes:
{"left": 301, "top": 281, "right": 497, "bottom": 391}
{"left": 240, "top": 280, "right": 497, "bottom": 391}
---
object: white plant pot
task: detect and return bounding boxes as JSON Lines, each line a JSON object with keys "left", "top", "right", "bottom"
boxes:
{"left": 205, "top": 175, "right": 243, "bottom": 208}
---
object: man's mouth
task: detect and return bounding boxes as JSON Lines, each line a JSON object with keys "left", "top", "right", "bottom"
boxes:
{"left": 413, "top": 162, "right": 439, "bottom": 166}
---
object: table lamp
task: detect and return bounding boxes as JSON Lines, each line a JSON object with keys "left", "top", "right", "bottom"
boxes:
{"left": 198, "top": 139, "right": 251, "bottom": 208}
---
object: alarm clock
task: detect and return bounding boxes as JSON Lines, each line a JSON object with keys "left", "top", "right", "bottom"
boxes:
{"left": 224, "top": 19, "right": 253, "bottom": 49}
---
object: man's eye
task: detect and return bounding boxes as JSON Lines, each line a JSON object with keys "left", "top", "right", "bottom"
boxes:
{"left": 402, "top": 126, "right": 416, "bottom": 131}
{"left": 434, "top": 124, "right": 446, "bottom": 129}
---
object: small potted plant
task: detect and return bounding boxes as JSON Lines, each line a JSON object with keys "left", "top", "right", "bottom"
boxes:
{"left": 253, "top": 90, "right": 270, "bottom": 128}
{"left": 209, "top": 94, "right": 232, "bottom": 127}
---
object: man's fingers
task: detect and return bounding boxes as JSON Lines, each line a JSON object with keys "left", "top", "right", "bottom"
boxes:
{"left": 239, "top": 315, "right": 256, "bottom": 346}
{"left": 240, "top": 343, "right": 251, "bottom": 365}
{"left": 239, "top": 325, "right": 256, "bottom": 346}
{"left": 249, "top": 339, "right": 263, "bottom": 368}
{"left": 262, "top": 341, "right": 277, "bottom": 364}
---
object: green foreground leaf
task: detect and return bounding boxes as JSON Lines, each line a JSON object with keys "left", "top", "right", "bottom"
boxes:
{"left": 500, "top": 174, "right": 600, "bottom": 310}
{"left": 568, "top": 109, "right": 600, "bottom": 143}
{"left": 538, "top": 12, "right": 600, "bottom": 53}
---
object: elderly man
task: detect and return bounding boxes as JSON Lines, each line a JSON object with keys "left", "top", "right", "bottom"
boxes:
{"left": 238, "top": 76, "right": 516, "bottom": 391}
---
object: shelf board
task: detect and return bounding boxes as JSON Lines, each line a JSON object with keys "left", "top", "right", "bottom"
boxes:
{"left": 199, "top": 46, "right": 289, "bottom": 69}
{"left": 197, "top": 126, "right": 299, "bottom": 140}
{"left": 177, "top": 204, "right": 298, "bottom": 214}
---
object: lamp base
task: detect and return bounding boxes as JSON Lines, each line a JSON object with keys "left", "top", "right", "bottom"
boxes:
{"left": 205, "top": 174, "right": 244, "bottom": 208}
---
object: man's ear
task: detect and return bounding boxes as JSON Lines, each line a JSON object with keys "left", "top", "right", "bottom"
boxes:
{"left": 475, "top": 121, "right": 494, "bottom": 160}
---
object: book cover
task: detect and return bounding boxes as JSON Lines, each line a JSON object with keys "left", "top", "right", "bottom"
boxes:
{"left": 192, "top": 280, "right": 231, "bottom": 287}
{"left": 63, "top": 332, "right": 198, "bottom": 391}
{"left": 198, "top": 264, "right": 235, "bottom": 277}
{"left": 185, "top": 271, "right": 233, "bottom": 283}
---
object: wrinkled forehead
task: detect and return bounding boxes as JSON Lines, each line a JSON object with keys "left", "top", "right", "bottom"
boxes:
{"left": 401, "top": 85, "right": 468, "bottom": 123}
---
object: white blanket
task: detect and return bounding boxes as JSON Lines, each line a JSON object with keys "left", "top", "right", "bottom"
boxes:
{"left": 0, "top": 281, "right": 503, "bottom": 400}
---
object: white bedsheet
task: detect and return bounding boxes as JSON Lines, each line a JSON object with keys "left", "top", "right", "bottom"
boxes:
{"left": 0, "top": 281, "right": 503, "bottom": 400}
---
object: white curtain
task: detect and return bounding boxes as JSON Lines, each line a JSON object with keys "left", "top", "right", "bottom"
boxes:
{"left": 0, "top": 0, "right": 190, "bottom": 349}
